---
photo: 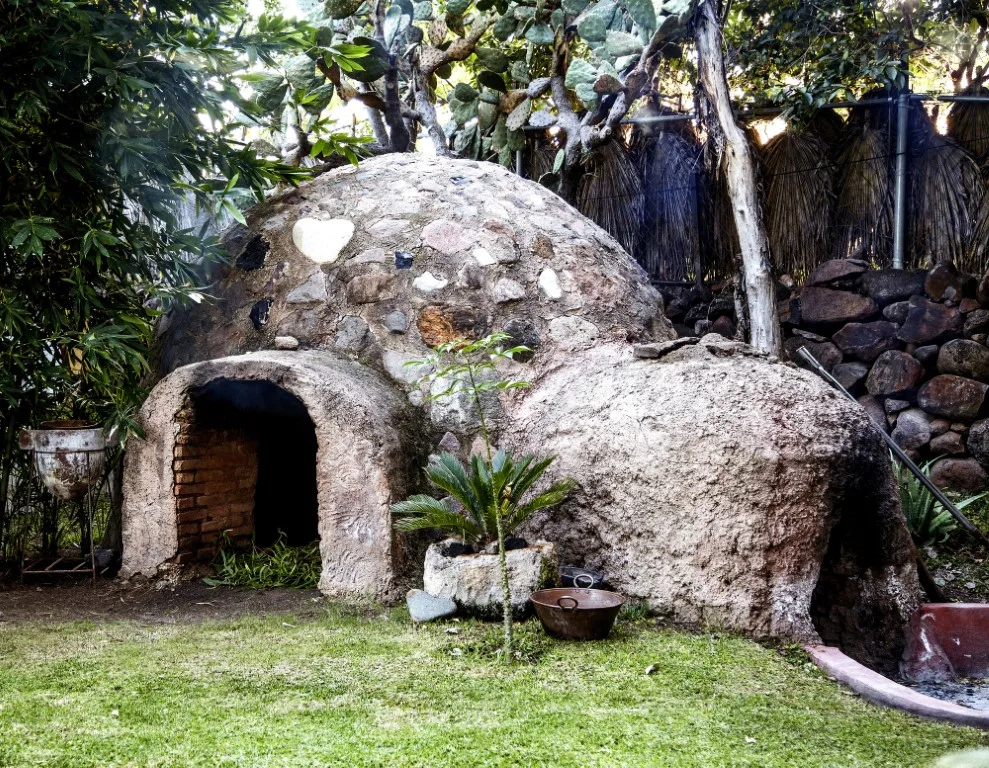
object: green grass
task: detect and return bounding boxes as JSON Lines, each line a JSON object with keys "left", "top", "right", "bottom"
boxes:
{"left": 0, "top": 608, "right": 985, "bottom": 767}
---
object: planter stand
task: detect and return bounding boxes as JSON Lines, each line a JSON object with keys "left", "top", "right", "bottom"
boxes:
{"left": 18, "top": 421, "right": 116, "bottom": 580}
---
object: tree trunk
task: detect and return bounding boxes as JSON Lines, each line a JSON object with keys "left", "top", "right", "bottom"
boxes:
{"left": 694, "top": 0, "right": 782, "bottom": 356}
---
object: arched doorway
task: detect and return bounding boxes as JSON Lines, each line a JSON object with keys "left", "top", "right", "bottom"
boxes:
{"left": 175, "top": 379, "right": 319, "bottom": 559}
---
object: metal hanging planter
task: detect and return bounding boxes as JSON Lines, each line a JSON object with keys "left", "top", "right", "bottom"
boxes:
{"left": 18, "top": 420, "right": 116, "bottom": 501}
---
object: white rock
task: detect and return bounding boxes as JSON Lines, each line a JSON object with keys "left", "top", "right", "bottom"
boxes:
{"left": 274, "top": 336, "right": 299, "bottom": 350}
{"left": 538, "top": 268, "right": 563, "bottom": 300}
{"left": 423, "top": 539, "right": 558, "bottom": 615}
{"left": 413, "top": 271, "right": 448, "bottom": 293}
{"left": 473, "top": 247, "right": 497, "bottom": 267}
{"left": 292, "top": 218, "right": 355, "bottom": 264}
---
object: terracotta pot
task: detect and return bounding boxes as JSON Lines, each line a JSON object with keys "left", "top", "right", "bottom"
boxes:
{"left": 19, "top": 420, "right": 116, "bottom": 500}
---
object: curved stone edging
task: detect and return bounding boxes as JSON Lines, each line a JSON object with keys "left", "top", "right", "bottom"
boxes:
{"left": 805, "top": 644, "right": 989, "bottom": 730}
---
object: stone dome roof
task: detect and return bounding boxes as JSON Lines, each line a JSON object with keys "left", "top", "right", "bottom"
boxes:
{"left": 156, "top": 153, "right": 672, "bottom": 380}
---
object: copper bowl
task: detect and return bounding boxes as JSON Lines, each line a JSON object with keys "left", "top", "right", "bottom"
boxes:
{"left": 530, "top": 587, "right": 625, "bottom": 641}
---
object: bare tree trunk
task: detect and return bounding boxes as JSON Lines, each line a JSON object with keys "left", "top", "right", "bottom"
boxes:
{"left": 694, "top": 0, "right": 781, "bottom": 356}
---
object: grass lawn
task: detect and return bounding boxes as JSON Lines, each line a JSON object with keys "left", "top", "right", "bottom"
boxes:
{"left": 0, "top": 604, "right": 986, "bottom": 768}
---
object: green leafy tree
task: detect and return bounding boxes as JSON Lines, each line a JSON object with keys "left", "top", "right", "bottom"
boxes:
{"left": 391, "top": 333, "right": 575, "bottom": 662}
{"left": 0, "top": 0, "right": 362, "bottom": 555}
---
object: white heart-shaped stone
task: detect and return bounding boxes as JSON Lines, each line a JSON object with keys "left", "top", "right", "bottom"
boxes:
{"left": 292, "top": 217, "right": 355, "bottom": 264}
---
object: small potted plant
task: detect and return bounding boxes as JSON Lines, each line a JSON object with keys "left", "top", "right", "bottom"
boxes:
{"left": 391, "top": 333, "right": 575, "bottom": 661}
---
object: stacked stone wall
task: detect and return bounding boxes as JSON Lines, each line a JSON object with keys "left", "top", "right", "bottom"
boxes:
{"left": 662, "top": 261, "right": 989, "bottom": 490}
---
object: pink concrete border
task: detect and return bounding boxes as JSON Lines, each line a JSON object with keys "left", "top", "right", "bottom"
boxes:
{"left": 805, "top": 644, "right": 989, "bottom": 730}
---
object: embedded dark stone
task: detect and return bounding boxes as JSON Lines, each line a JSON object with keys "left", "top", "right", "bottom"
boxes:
{"left": 805, "top": 259, "right": 867, "bottom": 289}
{"left": 930, "top": 431, "right": 966, "bottom": 456}
{"left": 694, "top": 319, "right": 712, "bottom": 336}
{"left": 866, "top": 351, "right": 924, "bottom": 397}
{"left": 800, "top": 287, "right": 878, "bottom": 328}
{"left": 965, "top": 310, "right": 989, "bottom": 337}
{"left": 960, "top": 298, "right": 981, "bottom": 313}
{"left": 710, "top": 315, "right": 736, "bottom": 339}
{"left": 832, "top": 362, "right": 869, "bottom": 393}
{"left": 503, "top": 318, "right": 540, "bottom": 362}
{"left": 861, "top": 269, "right": 927, "bottom": 306}
{"left": 857, "top": 394, "right": 888, "bottom": 432}
{"left": 896, "top": 296, "right": 963, "bottom": 345}
{"left": 968, "top": 420, "right": 989, "bottom": 468}
{"left": 384, "top": 309, "right": 409, "bottom": 333}
{"left": 913, "top": 345, "right": 939, "bottom": 367}
{"left": 891, "top": 409, "right": 931, "bottom": 451}
{"left": 917, "top": 375, "right": 989, "bottom": 420}
{"left": 793, "top": 328, "right": 829, "bottom": 343}
{"left": 634, "top": 337, "right": 699, "bottom": 359}
{"left": 346, "top": 273, "right": 396, "bottom": 304}
{"left": 394, "top": 250, "right": 414, "bottom": 270}
{"left": 833, "top": 321, "right": 901, "bottom": 362}
{"left": 784, "top": 337, "right": 842, "bottom": 372}
{"left": 334, "top": 316, "right": 371, "bottom": 353}
{"left": 930, "top": 458, "right": 988, "bottom": 492}
{"left": 883, "top": 301, "right": 910, "bottom": 324}
{"left": 930, "top": 418, "right": 952, "bottom": 437}
{"left": 937, "top": 339, "right": 989, "bottom": 382}
{"left": 249, "top": 298, "right": 272, "bottom": 330}
{"left": 885, "top": 399, "right": 910, "bottom": 414}
{"left": 925, "top": 262, "right": 976, "bottom": 303}
{"left": 684, "top": 303, "right": 710, "bottom": 324}
{"left": 708, "top": 295, "right": 736, "bottom": 318}
{"left": 978, "top": 271, "right": 989, "bottom": 306}
{"left": 236, "top": 234, "right": 270, "bottom": 270}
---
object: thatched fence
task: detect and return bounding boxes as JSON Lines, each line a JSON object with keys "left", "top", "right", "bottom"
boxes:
{"left": 524, "top": 90, "right": 989, "bottom": 285}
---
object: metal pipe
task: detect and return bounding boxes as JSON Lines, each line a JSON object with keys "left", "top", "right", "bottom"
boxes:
{"left": 892, "top": 90, "right": 910, "bottom": 270}
{"left": 796, "top": 347, "right": 989, "bottom": 550}
{"left": 515, "top": 149, "right": 523, "bottom": 176}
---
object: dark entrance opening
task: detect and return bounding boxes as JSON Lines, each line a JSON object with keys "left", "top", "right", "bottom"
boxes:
{"left": 189, "top": 379, "right": 319, "bottom": 548}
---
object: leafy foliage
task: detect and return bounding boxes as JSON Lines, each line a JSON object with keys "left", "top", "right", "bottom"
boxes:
{"left": 204, "top": 533, "right": 322, "bottom": 589}
{"left": 0, "top": 0, "right": 361, "bottom": 556}
{"left": 392, "top": 450, "right": 576, "bottom": 546}
{"left": 892, "top": 455, "right": 986, "bottom": 547}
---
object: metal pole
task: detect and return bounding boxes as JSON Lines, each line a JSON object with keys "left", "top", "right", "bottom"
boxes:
{"left": 515, "top": 149, "right": 523, "bottom": 176}
{"left": 797, "top": 347, "right": 989, "bottom": 550}
{"left": 892, "top": 90, "right": 910, "bottom": 270}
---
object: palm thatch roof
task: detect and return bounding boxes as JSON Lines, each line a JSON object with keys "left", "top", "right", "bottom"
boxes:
{"left": 759, "top": 128, "right": 834, "bottom": 279}
{"left": 909, "top": 107, "right": 984, "bottom": 270}
{"left": 947, "top": 85, "right": 989, "bottom": 172}
{"left": 576, "top": 139, "right": 644, "bottom": 258}
{"left": 630, "top": 120, "right": 704, "bottom": 281}
{"left": 832, "top": 125, "right": 895, "bottom": 264}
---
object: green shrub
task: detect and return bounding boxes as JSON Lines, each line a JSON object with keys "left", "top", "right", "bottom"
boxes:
{"left": 204, "top": 533, "right": 321, "bottom": 590}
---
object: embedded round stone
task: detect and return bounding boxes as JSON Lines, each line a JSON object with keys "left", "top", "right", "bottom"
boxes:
{"left": 291, "top": 217, "right": 355, "bottom": 264}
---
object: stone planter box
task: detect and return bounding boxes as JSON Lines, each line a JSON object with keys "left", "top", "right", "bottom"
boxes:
{"left": 423, "top": 538, "right": 558, "bottom": 617}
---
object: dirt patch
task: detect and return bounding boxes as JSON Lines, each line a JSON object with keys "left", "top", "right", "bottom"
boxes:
{"left": 0, "top": 579, "right": 326, "bottom": 624}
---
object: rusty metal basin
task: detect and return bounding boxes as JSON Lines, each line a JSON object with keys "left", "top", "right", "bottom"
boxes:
{"left": 530, "top": 587, "right": 625, "bottom": 641}
{"left": 19, "top": 421, "right": 116, "bottom": 500}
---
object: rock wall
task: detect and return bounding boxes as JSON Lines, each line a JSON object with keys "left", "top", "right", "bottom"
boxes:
{"left": 663, "top": 260, "right": 989, "bottom": 491}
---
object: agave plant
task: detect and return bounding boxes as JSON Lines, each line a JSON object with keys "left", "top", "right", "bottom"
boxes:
{"left": 892, "top": 455, "right": 986, "bottom": 547}
{"left": 392, "top": 451, "right": 575, "bottom": 546}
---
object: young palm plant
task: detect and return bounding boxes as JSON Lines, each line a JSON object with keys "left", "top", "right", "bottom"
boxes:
{"left": 392, "top": 333, "right": 575, "bottom": 661}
